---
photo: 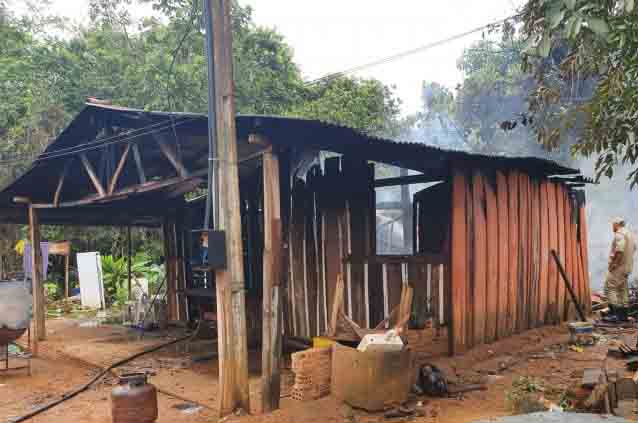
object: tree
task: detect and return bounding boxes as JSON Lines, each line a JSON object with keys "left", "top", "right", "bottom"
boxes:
{"left": 0, "top": 0, "right": 403, "bottom": 268}
{"left": 520, "top": 0, "right": 638, "bottom": 186}
{"left": 291, "top": 77, "right": 402, "bottom": 138}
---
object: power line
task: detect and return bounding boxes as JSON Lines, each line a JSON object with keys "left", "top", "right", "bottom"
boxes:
{"left": 305, "top": 15, "right": 516, "bottom": 86}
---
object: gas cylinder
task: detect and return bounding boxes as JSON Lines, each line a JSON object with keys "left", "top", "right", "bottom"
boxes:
{"left": 111, "top": 373, "right": 158, "bottom": 423}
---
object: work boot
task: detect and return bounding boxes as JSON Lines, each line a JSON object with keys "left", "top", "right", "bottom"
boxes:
{"left": 617, "top": 306, "right": 628, "bottom": 322}
{"left": 603, "top": 304, "right": 619, "bottom": 323}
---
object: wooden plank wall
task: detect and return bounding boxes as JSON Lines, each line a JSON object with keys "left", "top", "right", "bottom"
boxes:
{"left": 286, "top": 156, "right": 449, "bottom": 337}
{"left": 449, "top": 166, "right": 592, "bottom": 354}
{"left": 164, "top": 214, "right": 188, "bottom": 322}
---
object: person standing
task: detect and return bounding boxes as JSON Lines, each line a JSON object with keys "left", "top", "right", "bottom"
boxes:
{"left": 604, "top": 217, "right": 636, "bottom": 321}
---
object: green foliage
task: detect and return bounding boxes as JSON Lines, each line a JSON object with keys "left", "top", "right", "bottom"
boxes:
{"left": 44, "top": 281, "right": 61, "bottom": 301}
{"left": 505, "top": 376, "right": 547, "bottom": 414}
{"left": 101, "top": 253, "right": 160, "bottom": 305}
{"left": 520, "top": 0, "right": 638, "bottom": 187}
{"left": 291, "top": 77, "right": 402, "bottom": 138}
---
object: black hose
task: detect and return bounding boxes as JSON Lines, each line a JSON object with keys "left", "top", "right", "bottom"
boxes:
{"left": 10, "top": 334, "right": 191, "bottom": 422}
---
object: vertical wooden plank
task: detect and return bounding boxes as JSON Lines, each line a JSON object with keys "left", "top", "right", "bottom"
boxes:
{"left": 408, "top": 260, "right": 428, "bottom": 329}
{"left": 322, "top": 160, "right": 343, "bottom": 334}
{"left": 163, "top": 222, "right": 176, "bottom": 322}
{"left": 576, "top": 241, "right": 585, "bottom": 318}
{"left": 579, "top": 204, "right": 592, "bottom": 315}
{"left": 565, "top": 191, "right": 577, "bottom": 320}
{"left": 465, "top": 172, "right": 475, "bottom": 348}
{"left": 559, "top": 188, "right": 578, "bottom": 320}
{"left": 547, "top": 182, "right": 559, "bottom": 324}
{"left": 556, "top": 183, "right": 566, "bottom": 322}
{"left": 485, "top": 175, "right": 498, "bottom": 343}
{"left": 528, "top": 179, "right": 541, "bottom": 328}
{"left": 496, "top": 171, "right": 509, "bottom": 338}
{"left": 343, "top": 159, "right": 371, "bottom": 327}
{"left": 304, "top": 181, "right": 319, "bottom": 337}
{"left": 538, "top": 181, "right": 550, "bottom": 325}
{"left": 517, "top": 174, "right": 529, "bottom": 332}
{"left": 530, "top": 180, "right": 541, "bottom": 328}
{"left": 348, "top": 200, "right": 366, "bottom": 327}
{"left": 262, "top": 149, "right": 282, "bottom": 412}
{"left": 368, "top": 261, "right": 384, "bottom": 327}
{"left": 386, "top": 262, "right": 403, "bottom": 317}
{"left": 507, "top": 170, "right": 519, "bottom": 334}
{"left": 28, "top": 205, "right": 45, "bottom": 351}
{"left": 290, "top": 180, "right": 307, "bottom": 336}
{"left": 451, "top": 168, "right": 468, "bottom": 354}
{"left": 431, "top": 263, "right": 440, "bottom": 330}
{"left": 317, "top": 206, "right": 327, "bottom": 335}
{"left": 472, "top": 170, "right": 487, "bottom": 345}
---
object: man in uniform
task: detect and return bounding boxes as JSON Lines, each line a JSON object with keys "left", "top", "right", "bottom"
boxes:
{"left": 604, "top": 217, "right": 635, "bottom": 322}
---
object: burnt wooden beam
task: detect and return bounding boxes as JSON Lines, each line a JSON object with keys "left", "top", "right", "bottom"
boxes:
{"left": 261, "top": 147, "right": 283, "bottom": 412}
{"left": 131, "top": 143, "right": 147, "bottom": 184}
{"left": 32, "top": 173, "right": 204, "bottom": 209}
{"left": 374, "top": 173, "right": 445, "bottom": 188}
{"left": 155, "top": 135, "right": 190, "bottom": 177}
{"left": 28, "top": 205, "right": 45, "bottom": 348}
{"left": 108, "top": 143, "right": 132, "bottom": 194}
{"left": 80, "top": 153, "right": 106, "bottom": 197}
{"left": 53, "top": 159, "right": 73, "bottom": 207}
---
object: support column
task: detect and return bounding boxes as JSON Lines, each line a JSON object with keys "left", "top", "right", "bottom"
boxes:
{"left": 28, "top": 205, "right": 45, "bottom": 346}
{"left": 127, "top": 226, "right": 132, "bottom": 300}
{"left": 64, "top": 255, "right": 70, "bottom": 298}
{"left": 261, "top": 148, "right": 282, "bottom": 412}
{"left": 205, "top": 0, "right": 250, "bottom": 415}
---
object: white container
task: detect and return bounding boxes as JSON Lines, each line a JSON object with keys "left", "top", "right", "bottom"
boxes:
{"left": 357, "top": 330, "right": 404, "bottom": 353}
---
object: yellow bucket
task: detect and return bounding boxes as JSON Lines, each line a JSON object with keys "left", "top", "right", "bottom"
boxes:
{"left": 312, "top": 337, "right": 335, "bottom": 348}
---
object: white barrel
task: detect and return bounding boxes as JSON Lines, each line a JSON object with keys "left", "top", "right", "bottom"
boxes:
{"left": 0, "top": 281, "right": 33, "bottom": 330}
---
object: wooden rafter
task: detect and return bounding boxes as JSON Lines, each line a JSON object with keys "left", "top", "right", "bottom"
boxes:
{"left": 79, "top": 153, "right": 106, "bottom": 197}
{"left": 131, "top": 143, "right": 147, "bottom": 184}
{"left": 108, "top": 143, "right": 132, "bottom": 194}
{"left": 53, "top": 159, "right": 73, "bottom": 207}
{"left": 155, "top": 135, "right": 189, "bottom": 177}
{"left": 32, "top": 172, "right": 205, "bottom": 209}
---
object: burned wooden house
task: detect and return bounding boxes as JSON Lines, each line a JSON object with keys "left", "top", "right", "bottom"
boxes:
{"left": 0, "top": 102, "right": 591, "bottom": 360}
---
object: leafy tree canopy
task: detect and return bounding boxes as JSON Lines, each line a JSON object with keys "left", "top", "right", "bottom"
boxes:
{"left": 520, "top": 0, "right": 638, "bottom": 186}
{"left": 0, "top": 0, "right": 402, "bottom": 186}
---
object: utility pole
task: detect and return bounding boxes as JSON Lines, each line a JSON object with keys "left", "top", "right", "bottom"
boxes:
{"left": 203, "top": 0, "right": 251, "bottom": 416}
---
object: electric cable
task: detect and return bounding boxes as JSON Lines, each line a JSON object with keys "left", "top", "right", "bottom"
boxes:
{"left": 305, "top": 15, "right": 516, "bottom": 86}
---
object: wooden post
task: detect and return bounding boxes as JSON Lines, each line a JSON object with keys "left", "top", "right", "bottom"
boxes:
{"left": 156, "top": 137, "right": 190, "bottom": 178}
{"left": 79, "top": 153, "right": 106, "bottom": 197}
{"left": 261, "top": 148, "right": 283, "bottom": 412}
{"left": 127, "top": 226, "right": 132, "bottom": 300}
{"left": 28, "top": 205, "right": 45, "bottom": 346}
{"left": 64, "top": 255, "right": 70, "bottom": 298}
{"left": 108, "top": 144, "right": 131, "bottom": 194}
{"left": 206, "top": 0, "right": 250, "bottom": 415}
{"left": 131, "top": 144, "right": 147, "bottom": 184}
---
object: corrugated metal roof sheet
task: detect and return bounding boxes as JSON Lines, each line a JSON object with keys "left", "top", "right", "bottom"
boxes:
{"left": 1, "top": 102, "right": 583, "bottom": 207}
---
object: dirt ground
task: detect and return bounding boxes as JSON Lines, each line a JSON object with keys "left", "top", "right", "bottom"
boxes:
{"left": 0, "top": 318, "right": 633, "bottom": 423}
